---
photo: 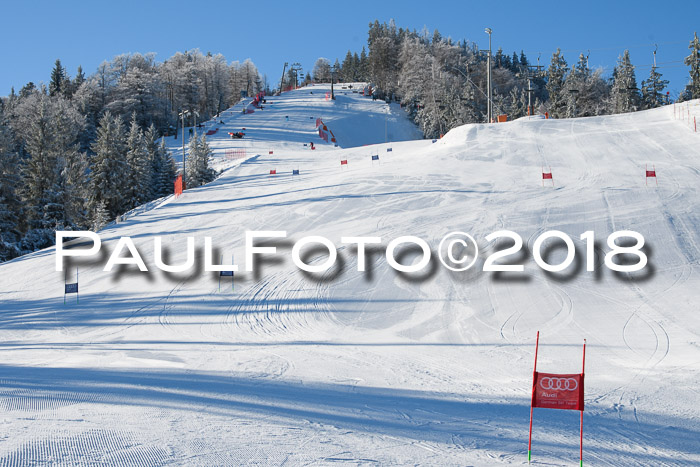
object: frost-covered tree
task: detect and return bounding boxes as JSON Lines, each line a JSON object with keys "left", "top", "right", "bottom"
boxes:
{"left": 91, "top": 200, "right": 110, "bottom": 231}
{"left": 563, "top": 53, "right": 609, "bottom": 117}
{"left": 124, "top": 113, "right": 153, "bottom": 208}
{"left": 0, "top": 122, "right": 22, "bottom": 261}
{"left": 684, "top": 32, "right": 700, "bottom": 99}
{"left": 641, "top": 66, "right": 669, "bottom": 109}
{"left": 12, "top": 91, "right": 85, "bottom": 249}
{"left": 107, "top": 63, "right": 162, "bottom": 127}
{"left": 609, "top": 50, "right": 640, "bottom": 113}
{"left": 368, "top": 20, "right": 400, "bottom": 98}
{"left": 507, "top": 87, "right": 528, "bottom": 120}
{"left": 1, "top": 48, "right": 267, "bottom": 261}
{"left": 88, "top": 112, "right": 128, "bottom": 226}
{"left": 241, "top": 59, "right": 261, "bottom": 98}
{"left": 313, "top": 58, "right": 331, "bottom": 82}
{"left": 148, "top": 127, "right": 176, "bottom": 198}
{"left": 546, "top": 49, "right": 568, "bottom": 118}
{"left": 185, "top": 135, "right": 215, "bottom": 189}
{"left": 72, "top": 78, "right": 103, "bottom": 152}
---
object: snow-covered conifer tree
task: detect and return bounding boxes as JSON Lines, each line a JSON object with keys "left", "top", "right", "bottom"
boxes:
{"left": 546, "top": 49, "right": 568, "bottom": 118}
{"left": 609, "top": 50, "right": 640, "bottom": 113}
{"left": 684, "top": 32, "right": 700, "bottom": 99}
{"left": 88, "top": 112, "right": 127, "bottom": 224}
{"left": 185, "top": 135, "right": 215, "bottom": 189}
{"left": 125, "top": 114, "right": 152, "bottom": 209}
{"left": 641, "top": 66, "right": 669, "bottom": 109}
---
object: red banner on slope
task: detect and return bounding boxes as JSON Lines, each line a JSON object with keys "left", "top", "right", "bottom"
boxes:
{"left": 174, "top": 174, "right": 184, "bottom": 196}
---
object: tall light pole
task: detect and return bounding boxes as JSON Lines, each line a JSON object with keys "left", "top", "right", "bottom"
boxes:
{"left": 179, "top": 109, "right": 189, "bottom": 185}
{"left": 485, "top": 27, "right": 492, "bottom": 123}
{"left": 193, "top": 110, "right": 200, "bottom": 138}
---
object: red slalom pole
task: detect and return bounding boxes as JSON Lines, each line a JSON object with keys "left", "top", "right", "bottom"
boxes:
{"left": 580, "top": 338, "right": 586, "bottom": 467}
{"left": 528, "top": 331, "right": 539, "bottom": 463}
{"left": 655, "top": 165, "right": 658, "bottom": 186}
{"left": 550, "top": 166, "right": 554, "bottom": 188}
{"left": 580, "top": 410, "right": 584, "bottom": 467}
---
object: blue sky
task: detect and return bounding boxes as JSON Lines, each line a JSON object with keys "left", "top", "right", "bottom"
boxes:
{"left": 1, "top": 0, "right": 698, "bottom": 97}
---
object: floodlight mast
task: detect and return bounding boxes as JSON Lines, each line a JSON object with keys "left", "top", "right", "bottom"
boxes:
{"left": 179, "top": 109, "right": 190, "bottom": 185}
{"left": 485, "top": 28, "right": 492, "bottom": 123}
{"left": 279, "top": 62, "right": 288, "bottom": 92}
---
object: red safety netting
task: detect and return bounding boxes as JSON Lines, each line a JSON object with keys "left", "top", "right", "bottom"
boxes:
{"left": 174, "top": 174, "right": 184, "bottom": 196}
{"left": 225, "top": 149, "right": 246, "bottom": 160}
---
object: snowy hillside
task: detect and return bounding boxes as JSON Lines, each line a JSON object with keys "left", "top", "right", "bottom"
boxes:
{"left": 160, "top": 83, "right": 423, "bottom": 174}
{"left": 1, "top": 86, "right": 699, "bottom": 465}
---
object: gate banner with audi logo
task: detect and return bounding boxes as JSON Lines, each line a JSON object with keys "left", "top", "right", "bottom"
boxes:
{"left": 528, "top": 331, "right": 586, "bottom": 465}
{"left": 531, "top": 372, "right": 584, "bottom": 411}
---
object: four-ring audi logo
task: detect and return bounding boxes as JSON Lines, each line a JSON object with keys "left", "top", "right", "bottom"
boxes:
{"left": 539, "top": 377, "right": 578, "bottom": 391}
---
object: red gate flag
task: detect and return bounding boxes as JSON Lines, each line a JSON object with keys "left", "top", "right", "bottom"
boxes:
{"left": 542, "top": 166, "right": 554, "bottom": 187}
{"left": 532, "top": 372, "right": 584, "bottom": 411}
{"left": 269, "top": 150, "right": 274, "bottom": 155}
{"left": 340, "top": 160, "right": 348, "bottom": 165}
{"left": 269, "top": 169, "right": 276, "bottom": 175}
{"left": 646, "top": 164, "right": 658, "bottom": 186}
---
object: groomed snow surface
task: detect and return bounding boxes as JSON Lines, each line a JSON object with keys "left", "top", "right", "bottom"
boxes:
{"left": 1, "top": 85, "right": 700, "bottom": 465}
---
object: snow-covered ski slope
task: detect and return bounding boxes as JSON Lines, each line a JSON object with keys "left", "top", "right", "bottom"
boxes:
{"left": 161, "top": 82, "right": 423, "bottom": 174}
{"left": 1, "top": 85, "right": 700, "bottom": 465}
